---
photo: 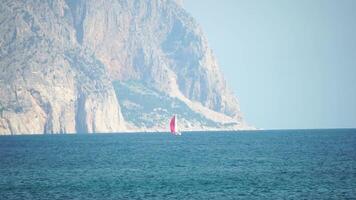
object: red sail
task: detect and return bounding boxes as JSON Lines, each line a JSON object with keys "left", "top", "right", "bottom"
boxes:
{"left": 170, "top": 116, "right": 176, "bottom": 133}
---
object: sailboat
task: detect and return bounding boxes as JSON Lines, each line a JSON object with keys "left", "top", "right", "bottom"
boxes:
{"left": 170, "top": 115, "right": 181, "bottom": 135}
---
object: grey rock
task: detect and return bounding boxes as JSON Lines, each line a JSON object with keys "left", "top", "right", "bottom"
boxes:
{"left": 0, "top": 0, "right": 126, "bottom": 134}
{"left": 0, "top": 0, "right": 250, "bottom": 134}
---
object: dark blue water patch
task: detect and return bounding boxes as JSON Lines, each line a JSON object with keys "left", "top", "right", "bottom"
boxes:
{"left": 0, "top": 129, "right": 355, "bottom": 199}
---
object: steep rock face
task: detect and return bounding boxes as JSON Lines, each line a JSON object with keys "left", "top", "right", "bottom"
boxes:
{"left": 77, "top": 0, "right": 242, "bottom": 119}
{"left": 0, "top": 0, "right": 249, "bottom": 134}
{"left": 0, "top": 0, "right": 126, "bottom": 134}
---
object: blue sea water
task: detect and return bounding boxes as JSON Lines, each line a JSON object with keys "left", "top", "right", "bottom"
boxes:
{"left": 0, "top": 129, "right": 355, "bottom": 199}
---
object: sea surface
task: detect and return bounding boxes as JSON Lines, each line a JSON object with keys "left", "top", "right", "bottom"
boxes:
{"left": 0, "top": 129, "right": 355, "bottom": 199}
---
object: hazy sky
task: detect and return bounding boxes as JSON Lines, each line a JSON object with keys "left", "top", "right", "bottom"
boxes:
{"left": 183, "top": 0, "right": 356, "bottom": 129}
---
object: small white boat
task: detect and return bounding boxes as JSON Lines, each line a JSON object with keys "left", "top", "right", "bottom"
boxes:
{"left": 170, "top": 115, "right": 181, "bottom": 135}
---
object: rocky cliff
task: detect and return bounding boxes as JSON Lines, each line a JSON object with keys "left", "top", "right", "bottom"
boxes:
{"left": 0, "top": 0, "right": 249, "bottom": 135}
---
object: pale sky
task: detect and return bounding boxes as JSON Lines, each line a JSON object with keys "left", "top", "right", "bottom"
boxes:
{"left": 183, "top": 0, "right": 356, "bottom": 129}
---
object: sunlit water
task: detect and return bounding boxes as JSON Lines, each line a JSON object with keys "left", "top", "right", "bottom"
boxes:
{"left": 0, "top": 129, "right": 355, "bottom": 199}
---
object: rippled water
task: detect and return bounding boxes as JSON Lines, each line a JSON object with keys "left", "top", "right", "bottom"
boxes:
{"left": 0, "top": 129, "right": 355, "bottom": 199}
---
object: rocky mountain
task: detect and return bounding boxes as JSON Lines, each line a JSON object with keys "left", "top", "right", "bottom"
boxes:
{"left": 0, "top": 0, "right": 250, "bottom": 135}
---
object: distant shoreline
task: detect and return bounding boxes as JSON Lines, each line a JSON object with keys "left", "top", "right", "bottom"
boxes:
{"left": 0, "top": 128, "right": 355, "bottom": 136}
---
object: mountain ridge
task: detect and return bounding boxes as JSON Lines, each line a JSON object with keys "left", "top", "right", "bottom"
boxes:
{"left": 0, "top": 0, "right": 251, "bottom": 135}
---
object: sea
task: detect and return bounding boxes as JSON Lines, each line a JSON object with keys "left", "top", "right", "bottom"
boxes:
{"left": 0, "top": 129, "right": 355, "bottom": 200}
